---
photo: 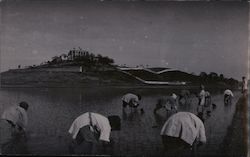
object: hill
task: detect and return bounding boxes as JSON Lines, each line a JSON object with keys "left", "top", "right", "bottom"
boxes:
{"left": 0, "top": 65, "right": 239, "bottom": 89}
{"left": 0, "top": 48, "right": 240, "bottom": 88}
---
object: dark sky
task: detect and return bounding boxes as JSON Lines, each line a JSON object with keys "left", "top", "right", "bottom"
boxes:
{"left": 0, "top": 0, "right": 249, "bottom": 80}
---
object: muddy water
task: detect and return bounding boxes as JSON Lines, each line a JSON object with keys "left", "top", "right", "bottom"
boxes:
{"left": 0, "top": 87, "right": 241, "bottom": 156}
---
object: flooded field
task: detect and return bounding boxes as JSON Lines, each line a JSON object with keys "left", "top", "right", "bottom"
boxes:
{"left": 0, "top": 87, "right": 241, "bottom": 156}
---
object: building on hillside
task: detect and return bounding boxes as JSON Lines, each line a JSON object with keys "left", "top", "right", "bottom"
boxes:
{"left": 67, "top": 48, "right": 89, "bottom": 61}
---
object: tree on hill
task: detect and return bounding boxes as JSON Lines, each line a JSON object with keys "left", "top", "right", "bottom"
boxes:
{"left": 225, "top": 77, "right": 239, "bottom": 87}
{"left": 51, "top": 56, "right": 62, "bottom": 64}
{"left": 199, "top": 72, "right": 208, "bottom": 84}
{"left": 99, "top": 56, "right": 114, "bottom": 65}
{"left": 199, "top": 71, "right": 239, "bottom": 87}
{"left": 200, "top": 72, "right": 208, "bottom": 78}
{"left": 219, "top": 74, "right": 224, "bottom": 81}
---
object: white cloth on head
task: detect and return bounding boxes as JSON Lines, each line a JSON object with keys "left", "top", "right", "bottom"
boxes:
{"left": 224, "top": 89, "right": 234, "bottom": 97}
{"left": 160, "top": 112, "right": 206, "bottom": 145}
{"left": 68, "top": 112, "right": 111, "bottom": 142}
{"left": 1, "top": 106, "right": 28, "bottom": 130}
{"left": 171, "top": 93, "right": 177, "bottom": 100}
{"left": 122, "top": 93, "right": 139, "bottom": 106}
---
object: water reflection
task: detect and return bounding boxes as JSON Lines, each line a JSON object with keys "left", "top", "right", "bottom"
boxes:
{"left": 1, "top": 133, "right": 28, "bottom": 155}
{"left": 122, "top": 108, "right": 144, "bottom": 122}
{"left": 153, "top": 112, "right": 166, "bottom": 127}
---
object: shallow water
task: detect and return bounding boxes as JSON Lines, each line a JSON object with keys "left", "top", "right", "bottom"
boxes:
{"left": 0, "top": 87, "right": 241, "bottom": 156}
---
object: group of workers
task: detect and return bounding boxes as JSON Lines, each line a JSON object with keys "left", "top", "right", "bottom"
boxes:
{"left": 120, "top": 85, "right": 236, "bottom": 156}
{"left": 0, "top": 81, "right": 245, "bottom": 156}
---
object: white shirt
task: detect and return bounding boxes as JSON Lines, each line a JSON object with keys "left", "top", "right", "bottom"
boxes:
{"left": 160, "top": 112, "right": 206, "bottom": 145}
{"left": 68, "top": 112, "right": 111, "bottom": 142}
{"left": 122, "top": 93, "right": 139, "bottom": 105}
{"left": 199, "top": 90, "right": 206, "bottom": 106}
{"left": 224, "top": 89, "right": 234, "bottom": 97}
{"left": 1, "top": 105, "right": 28, "bottom": 130}
{"left": 243, "top": 79, "right": 248, "bottom": 90}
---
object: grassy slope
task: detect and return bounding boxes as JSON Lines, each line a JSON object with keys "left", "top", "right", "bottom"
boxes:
{"left": 0, "top": 68, "right": 142, "bottom": 87}
{"left": 0, "top": 67, "right": 238, "bottom": 88}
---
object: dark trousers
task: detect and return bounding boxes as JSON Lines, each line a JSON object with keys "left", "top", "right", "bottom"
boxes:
{"left": 69, "top": 125, "right": 98, "bottom": 155}
{"left": 224, "top": 95, "right": 232, "bottom": 105}
{"left": 0, "top": 120, "right": 28, "bottom": 155}
{"left": 162, "top": 136, "right": 192, "bottom": 157}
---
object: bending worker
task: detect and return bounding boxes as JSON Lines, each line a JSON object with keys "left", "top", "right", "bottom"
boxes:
{"left": 68, "top": 112, "right": 121, "bottom": 155}
{"left": 0, "top": 101, "right": 29, "bottom": 155}
{"left": 179, "top": 90, "right": 191, "bottom": 105}
{"left": 160, "top": 112, "right": 206, "bottom": 156}
{"left": 153, "top": 93, "right": 178, "bottom": 115}
{"left": 224, "top": 89, "right": 234, "bottom": 105}
{"left": 122, "top": 93, "right": 141, "bottom": 109}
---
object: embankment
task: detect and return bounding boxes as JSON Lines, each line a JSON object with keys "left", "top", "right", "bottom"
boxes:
{"left": 221, "top": 94, "right": 248, "bottom": 157}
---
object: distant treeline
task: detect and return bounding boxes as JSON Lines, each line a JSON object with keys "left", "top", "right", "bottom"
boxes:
{"left": 198, "top": 72, "right": 239, "bottom": 88}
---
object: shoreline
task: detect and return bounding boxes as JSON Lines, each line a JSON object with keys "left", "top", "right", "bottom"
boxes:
{"left": 0, "top": 84, "right": 237, "bottom": 90}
